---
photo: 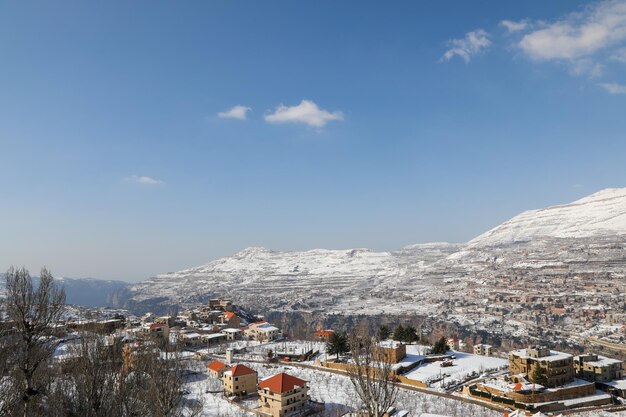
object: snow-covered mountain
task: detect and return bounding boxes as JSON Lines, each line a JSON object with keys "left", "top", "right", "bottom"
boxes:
{"left": 119, "top": 188, "right": 626, "bottom": 314}
{"left": 469, "top": 188, "right": 626, "bottom": 247}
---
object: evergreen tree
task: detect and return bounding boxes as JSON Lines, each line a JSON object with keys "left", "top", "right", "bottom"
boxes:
{"left": 326, "top": 332, "right": 349, "bottom": 360}
{"left": 392, "top": 325, "right": 405, "bottom": 342}
{"left": 377, "top": 325, "right": 390, "bottom": 341}
{"left": 529, "top": 364, "right": 548, "bottom": 385}
{"left": 431, "top": 336, "right": 449, "bottom": 354}
{"left": 404, "top": 326, "right": 418, "bottom": 343}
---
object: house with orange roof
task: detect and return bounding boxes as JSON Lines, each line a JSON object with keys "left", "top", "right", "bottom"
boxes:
{"left": 221, "top": 311, "right": 241, "bottom": 329}
{"left": 258, "top": 372, "right": 310, "bottom": 417}
{"left": 314, "top": 329, "right": 335, "bottom": 342}
{"left": 223, "top": 364, "right": 258, "bottom": 396}
{"left": 207, "top": 360, "right": 228, "bottom": 378}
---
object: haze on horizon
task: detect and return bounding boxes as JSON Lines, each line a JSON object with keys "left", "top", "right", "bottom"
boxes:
{"left": 2, "top": 1, "right": 626, "bottom": 282}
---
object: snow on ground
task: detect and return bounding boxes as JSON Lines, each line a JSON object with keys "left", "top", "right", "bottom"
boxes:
{"left": 183, "top": 359, "right": 503, "bottom": 417}
{"left": 402, "top": 350, "right": 508, "bottom": 388}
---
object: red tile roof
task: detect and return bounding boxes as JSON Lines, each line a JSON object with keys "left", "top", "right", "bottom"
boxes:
{"left": 226, "top": 364, "right": 257, "bottom": 377}
{"left": 315, "top": 330, "right": 335, "bottom": 336}
{"left": 258, "top": 373, "right": 307, "bottom": 394}
{"left": 207, "top": 360, "right": 227, "bottom": 372}
{"left": 149, "top": 323, "right": 167, "bottom": 329}
{"left": 224, "top": 311, "right": 236, "bottom": 319}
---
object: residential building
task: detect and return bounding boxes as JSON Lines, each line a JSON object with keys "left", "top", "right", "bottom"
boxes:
{"left": 201, "top": 333, "right": 227, "bottom": 346}
{"left": 180, "top": 332, "right": 202, "bottom": 348}
{"left": 143, "top": 323, "right": 170, "bottom": 339}
{"left": 447, "top": 338, "right": 465, "bottom": 350}
{"left": 574, "top": 353, "right": 623, "bottom": 382}
{"left": 376, "top": 340, "right": 406, "bottom": 363}
{"left": 473, "top": 343, "right": 493, "bottom": 356}
{"left": 222, "top": 328, "right": 242, "bottom": 341}
{"left": 223, "top": 364, "right": 257, "bottom": 396}
{"left": 258, "top": 373, "right": 310, "bottom": 417}
{"left": 509, "top": 346, "right": 574, "bottom": 388}
{"left": 314, "top": 330, "right": 335, "bottom": 342}
{"left": 208, "top": 298, "right": 233, "bottom": 311}
{"left": 207, "top": 360, "right": 228, "bottom": 378}
{"left": 221, "top": 311, "right": 241, "bottom": 329}
{"left": 246, "top": 321, "right": 281, "bottom": 342}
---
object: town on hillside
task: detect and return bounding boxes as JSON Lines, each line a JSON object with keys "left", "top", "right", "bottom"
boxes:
{"left": 22, "top": 296, "right": 626, "bottom": 417}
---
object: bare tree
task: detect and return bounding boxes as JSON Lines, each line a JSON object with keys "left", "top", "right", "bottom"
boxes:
{"left": 48, "top": 333, "right": 125, "bottom": 417}
{"left": 4, "top": 266, "right": 65, "bottom": 417}
{"left": 347, "top": 329, "right": 399, "bottom": 417}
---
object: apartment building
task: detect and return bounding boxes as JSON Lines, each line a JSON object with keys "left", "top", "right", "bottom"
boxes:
{"left": 509, "top": 346, "right": 574, "bottom": 388}
{"left": 574, "top": 353, "right": 623, "bottom": 382}
{"left": 258, "top": 373, "right": 310, "bottom": 417}
{"left": 223, "top": 364, "right": 258, "bottom": 396}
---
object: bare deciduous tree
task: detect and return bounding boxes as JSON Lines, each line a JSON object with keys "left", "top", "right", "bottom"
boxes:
{"left": 4, "top": 266, "right": 65, "bottom": 417}
{"left": 347, "top": 329, "right": 399, "bottom": 417}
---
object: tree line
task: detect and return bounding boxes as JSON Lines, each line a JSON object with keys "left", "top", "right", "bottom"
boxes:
{"left": 0, "top": 267, "right": 200, "bottom": 417}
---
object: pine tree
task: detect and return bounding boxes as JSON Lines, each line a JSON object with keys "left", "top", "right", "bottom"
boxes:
{"left": 431, "top": 336, "right": 449, "bottom": 354}
{"left": 404, "top": 326, "right": 417, "bottom": 343}
{"left": 529, "top": 364, "right": 548, "bottom": 385}
{"left": 377, "top": 325, "right": 390, "bottom": 341}
{"left": 326, "top": 332, "right": 349, "bottom": 360}
{"left": 392, "top": 325, "right": 405, "bottom": 342}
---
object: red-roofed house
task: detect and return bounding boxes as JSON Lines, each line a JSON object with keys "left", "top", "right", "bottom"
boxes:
{"left": 221, "top": 311, "right": 241, "bottom": 329}
{"left": 258, "top": 373, "right": 310, "bottom": 417}
{"left": 223, "top": 364, "right": 258, "bottom": 396}
{"left": 314, "top": 330, "right": 335, "bottom": 342}
{"left": 143, "top": 323, "right": 170, "bottom": 339}
{"left": 207, "top": 360, "right": 228, "bottom": 378}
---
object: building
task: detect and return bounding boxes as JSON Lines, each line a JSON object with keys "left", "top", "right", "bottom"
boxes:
{"left": 207, "top": 360, "right": 228, "bottom": 378}
{"left": 221, "top": 311, "right": 241, "bottom": 329}
{"left": 222, "top": 328, "right": 243, "bottom": 341}
{"left": 376, "top": 340, "right": 406, "bottom": 363}
{"left": 446, "top": 338, "right": 466, "bottom": 350}
{"left": 143, "top": 323, "right": 170, "bottom": 339}
{"left": 509, "top": 346, "right": 574, "bottom": 388}
{"left": 574, "top": 353, "right": 623, "bottom": 382}
{"left": 201, "top": 333, "right": 227, "bottom": 346}
{"left": 473, "top": 343, "right": 493, "bottom": 356}
{"left": 180, "top": 332, "right": 203, "bottom": 348}
{"left": 223, "top": 364, "right": 258, "bottom": 396}
{"left": 208, "top": 298, "right": 233, "bottom": 311}
{"left": 246, "top": 321, "right": 281, "bottom": 342}
{"left": 258, "top": 373, "right": 310, "bottom": 417}
{"left": 314, "top": 330, "right": 335, "bottom": 342}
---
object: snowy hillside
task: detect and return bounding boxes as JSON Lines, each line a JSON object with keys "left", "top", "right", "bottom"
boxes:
{"left": 469, "top": 188, "right": 626, "bottom": 247}
{"left": 120, "top": 188, "right": 626, "bottom": 315}
{"left": 127, "top": 244, "right": 461, "bottom": 314}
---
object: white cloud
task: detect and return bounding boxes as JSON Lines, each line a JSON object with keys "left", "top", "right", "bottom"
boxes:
{"left": 598, "top": 82, "right": 626, "bottom": 93}
{"left": 264, "top": 100, "right": 344, "bottom": 128}
{"left": 500, "top": 19, "right": 529, "bottom": 33}
{"left": 519, "top": 0, "right": 626, "bottom": 60}
{"left": 440, "top": 29, "right": 491, "bottom": 63}
{"left": 126, "top": 175, "right": 163, "bottom": 185}
{"left": 569, "top": 58, "right": 604, "bottom": 78}
{"left": 217, "top": 105, "right": 251, "bottom": 120}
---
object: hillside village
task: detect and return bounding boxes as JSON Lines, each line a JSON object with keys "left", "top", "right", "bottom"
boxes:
{"left": 46, "top": 297, "right": 626, "bottom": 417}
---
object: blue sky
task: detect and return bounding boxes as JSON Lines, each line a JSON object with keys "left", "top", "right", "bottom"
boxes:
{"left": 2, "top": 1, "right": 626, "bottom": 281}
